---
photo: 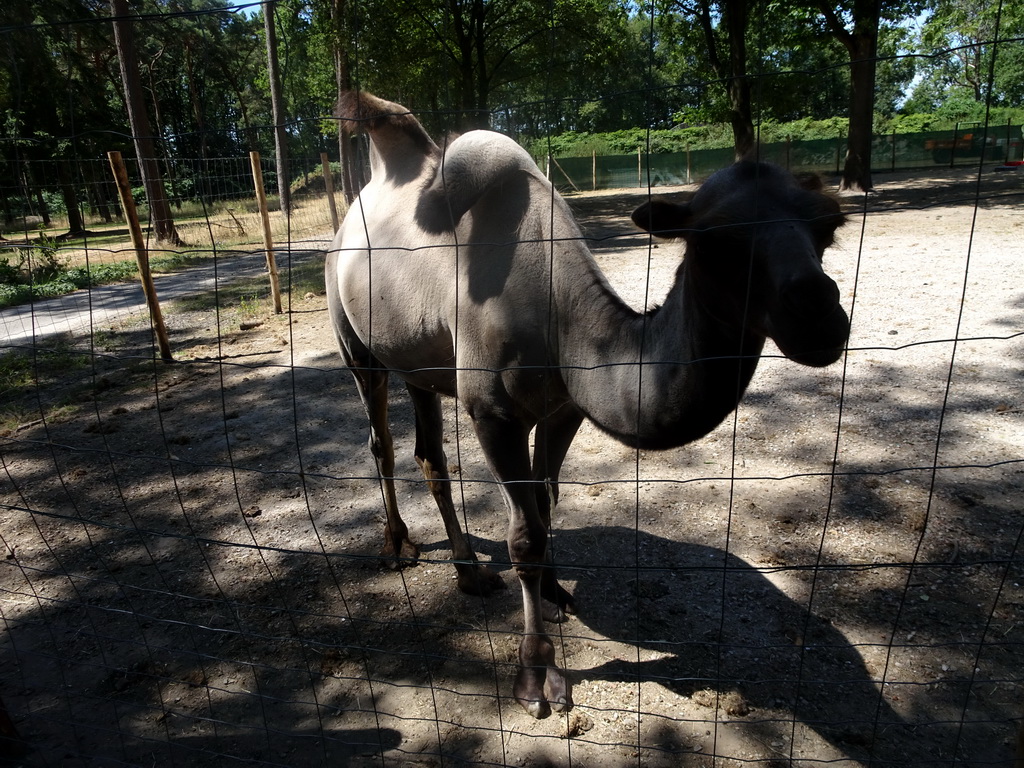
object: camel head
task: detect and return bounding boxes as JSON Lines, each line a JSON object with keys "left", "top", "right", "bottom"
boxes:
{"left": 632, "top": 161, "right": 850, "bottom": 368}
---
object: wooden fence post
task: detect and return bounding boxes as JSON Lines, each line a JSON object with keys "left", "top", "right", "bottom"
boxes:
{"left": 320, "top": 152, "right": 339, "bottom": 232}
{"left": 106, "top": 151, "right": 173, "bottom": 362}
{"left": 249, "top": 151, "right": 283, "bottom": 314}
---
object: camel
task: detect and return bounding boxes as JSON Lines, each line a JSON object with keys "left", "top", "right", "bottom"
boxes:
{"left": 325, "top": 92, "right": 850, "bottom": 719}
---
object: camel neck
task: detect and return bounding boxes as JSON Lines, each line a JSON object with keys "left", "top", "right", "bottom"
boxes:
{"left": 558, "top": 255, "right": 764, "bottom": 450}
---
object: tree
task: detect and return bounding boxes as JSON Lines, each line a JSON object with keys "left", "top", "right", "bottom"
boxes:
{"left": 328, "top": 0, "right": 358, "bottom": 202}
{"left": 814, "top": 0, "right": 924, "bottom": 192}
{"left": 817, "top": 0, "right": 881, "bottom": 192}
{"left": 0, "top": 0, "right": 114, "bottom": 237}
{"left": 684, "top": 0, "right": 755, "bottom": 159}
{"left": 262, "top": 0, "right": 291, "bottom": 214}
{"left": 910, "top": 0, "right": 1024, "bottom": 110}
{"left": 345, "top": 0, "right": 636, "bottom": 135}
{"left": 110, "top": 0, "right": 181, "bottom": 244}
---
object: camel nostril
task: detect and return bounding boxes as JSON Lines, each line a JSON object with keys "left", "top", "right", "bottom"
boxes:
{"left": 782, "top": 275, "right": 841, "bottom": 319}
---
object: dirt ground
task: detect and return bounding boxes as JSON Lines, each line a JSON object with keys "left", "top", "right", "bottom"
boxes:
{"left": 0, "top": 165, "right": 1022, "bottom": 767}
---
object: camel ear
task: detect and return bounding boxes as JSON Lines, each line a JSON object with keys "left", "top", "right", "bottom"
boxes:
{"left": 631, "top": 199, "right": 693, "bottom": 239}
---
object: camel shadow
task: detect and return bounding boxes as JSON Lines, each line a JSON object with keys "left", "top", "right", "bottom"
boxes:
{"left": 563, "top": 525, "right": 921, "bottom": 764}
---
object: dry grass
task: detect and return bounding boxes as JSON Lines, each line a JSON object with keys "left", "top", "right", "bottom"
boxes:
{"left": 13, "top": 191, "right": 345, "bottom": 273}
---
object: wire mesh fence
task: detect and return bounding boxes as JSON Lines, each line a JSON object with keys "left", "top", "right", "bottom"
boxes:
{"left": 1, "top": 154, "right": 1022, "bottom": 767}
{"left": 547, "top": 123, "right": 1024, "bottom": 191}
{"left": 1, "top": 5, "right": 1024, "bottom": 768}
{"left": 0, "top": 154, "right": 343, "bottom": 252}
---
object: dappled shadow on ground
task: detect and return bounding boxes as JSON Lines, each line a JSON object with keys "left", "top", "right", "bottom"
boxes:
{"left": 567, "top": 526, "right": 913, "bottom": 764}
{"left": 0, "top": 166, "right": 1022, "bottom": 766}
{"left": 0, "top": 307, "right": 1020, "bottom": 766}
{"left": 857, "top": 165, "right": 1024, "bottom": 213}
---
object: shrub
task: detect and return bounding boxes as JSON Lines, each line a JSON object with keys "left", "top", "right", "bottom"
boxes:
{"left": 0, "top": 239, "right": 139, "bottom": 309}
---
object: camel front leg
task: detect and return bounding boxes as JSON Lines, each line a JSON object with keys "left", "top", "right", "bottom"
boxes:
{"left": 472, "top": 413, "right": 572, "bottom": 719}
{"left": 407, "top": 384, "right": 505, "bottom": 596}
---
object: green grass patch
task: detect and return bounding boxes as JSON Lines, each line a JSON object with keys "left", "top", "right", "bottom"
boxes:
{"left": 150, "top": 251, "right": 212, "bottom": 273}
{"left": 0, "top": 337, "right": 90, "bottom": 397}
{"left": 0, "top": 261, "right": 140, "bottom": 309}
{"left": 284, "top": 257, "right": 327, "bottom": 297}
{"left": 0, "top": 336, "right": 94, "bottom": 432}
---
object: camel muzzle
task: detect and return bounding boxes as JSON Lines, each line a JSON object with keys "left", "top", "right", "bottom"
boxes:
{"left": 772, "top": 300, "right": 850, "bottom": 367}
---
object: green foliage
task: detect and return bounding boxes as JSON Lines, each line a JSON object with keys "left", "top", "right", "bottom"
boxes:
{"left": 934, "top": 90, "right": 988, "bottom": 123}
{"left": 21, "top": 235, "right": 65, "bottom": 282}
{"left": 0, "top": 242, "right": 139, "bottom": 309}
{"left": 910, "top": 0, "right": 1024, "bottom": 110}
{"left": 758, "top": 117, "right": 849, "bottom": 142}
{"left": 538, "top": 109, "right": 1024, "bottom": 159}
{"left": 885, "top": 113, "right": 942, "bottom": 133}
{"left": 540, "top": 116, "right": 852, "bottom": 157}
{"left": 2, "top": 0, "right": 1021, "bottom": 212}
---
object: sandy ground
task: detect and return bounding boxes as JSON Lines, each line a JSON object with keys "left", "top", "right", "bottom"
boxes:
{"left": 0, "top": 165, "right": 1022, "bottom": 767}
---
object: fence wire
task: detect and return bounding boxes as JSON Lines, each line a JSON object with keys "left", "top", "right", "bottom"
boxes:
{"left": 1, "top": 11, "right": 1023, "bottom": 768}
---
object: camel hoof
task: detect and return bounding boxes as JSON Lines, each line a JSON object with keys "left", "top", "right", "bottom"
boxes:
{"left": 545, "top": 669, "right": 572, "bottom": 713}
{"left": 456, "top": 563, "right": 506, "bottom": 597}
{"left": 541, "top": 579, "right": 575, "bottom": 618}
{"left": 523, "top": 699, "right": 550, "bottom": 719}
{"left": 514, "top": 666, "right": 572, "bottom": 719}
{"left": 380, "top": 538, "right": 419, "bottom": 570}
{"left": 542, "top": 601, "right": 569, "bottom": 624}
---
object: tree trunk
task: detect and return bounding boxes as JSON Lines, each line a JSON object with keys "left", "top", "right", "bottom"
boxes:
{"left": 110, "top": 0, "right": 181, "bottom": 245}
{"left": 56, "top": 159, "right": 86, "bottom": 236}
{"left": 24, "top": 164, "right": 51, "bottom": 227}
{"left": 695, "top": 0, "right": 755, "bottom": 161}
{"left": 87, "top": 163, "right": 114, "bottom": 224}
{"left": 724, "top": 0, "right": 755, "bottom": 160}
{"left": 34, "top": 188, "right": 51, "bottom": 228}
{"left": 331, "top": 0, "right": 357, "bottom": 204}
{"left": 819, "top": 0, "right": 880, "bottom": 192}
{"left": 472, "top": 0, "right": 489, "bottom": 128}
{"left": 263, "top": 1, "right": 290, "bottom": 214}
{"left": 843, "top": 45, "right": 877, "bottom": 191}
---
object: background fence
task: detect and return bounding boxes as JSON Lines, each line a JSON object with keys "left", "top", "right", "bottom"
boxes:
{"left": 547, "top": 123, "right": 1024, "bottom": 191}
{"left": 0, "top": 153, "right": 344, "bottom": 251}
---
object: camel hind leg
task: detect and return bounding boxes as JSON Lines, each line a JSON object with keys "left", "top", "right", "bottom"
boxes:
{"left": 348, "top": 362, "right": 419, "bottom": 567}
{"left": 328, "top": 249, "right": 417, "bottom": 568}
{"left": 406, "top": 385, "right": 505, "bottom": 596}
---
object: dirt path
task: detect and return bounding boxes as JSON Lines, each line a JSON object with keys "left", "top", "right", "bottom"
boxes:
{"left": 0, "top": 166, "right": 1022, "bottom": 767}
{"left": 0, "top": 240, "right": 328, "bottom": 347}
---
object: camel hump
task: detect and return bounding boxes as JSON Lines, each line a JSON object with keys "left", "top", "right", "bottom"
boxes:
{"left": 416, "top": 130, "right": 539, "bottom": 233}
{"left": 336, "top": 91, "right": 439, "bottom": 165}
